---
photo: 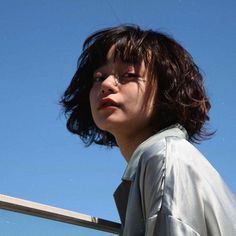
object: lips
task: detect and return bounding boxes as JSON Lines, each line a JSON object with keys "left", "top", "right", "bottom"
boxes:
{"left": 98, "top": 98, "right": 119, "bottom": 110}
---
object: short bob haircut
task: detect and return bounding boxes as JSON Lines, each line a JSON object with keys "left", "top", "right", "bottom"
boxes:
{"left": 60, "top": 25, "right": 211, "bottom": 147}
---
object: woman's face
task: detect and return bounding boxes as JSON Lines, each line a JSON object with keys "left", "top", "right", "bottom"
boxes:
{"left": 89, "top": 48, "right": 156, "bottom": 139}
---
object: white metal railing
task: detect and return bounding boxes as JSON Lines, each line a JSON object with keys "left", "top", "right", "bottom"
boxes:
{"left": 0, "top": 194, "right": 121, "bottom": 235}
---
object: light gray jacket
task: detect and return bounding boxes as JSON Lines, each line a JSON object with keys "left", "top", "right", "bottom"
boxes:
{"left": 114, "top": 125, "right": 236, "bottom": 235}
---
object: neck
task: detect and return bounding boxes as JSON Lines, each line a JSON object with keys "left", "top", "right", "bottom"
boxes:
{"left": 114, "top": 128, "right": 154, "bottom": 162}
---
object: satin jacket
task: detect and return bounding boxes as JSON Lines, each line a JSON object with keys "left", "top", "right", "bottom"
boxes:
{"left": 114, "top": 125, "right": 236, "bottom": 236}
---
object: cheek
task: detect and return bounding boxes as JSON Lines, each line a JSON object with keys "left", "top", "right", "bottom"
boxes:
{"left": 89, "top": 87, "right": 101, "bottom": 124}
{"left": 89, "top": 85, "right": 97, "bottom": 103}
{"left": 89, "top": 89, "right": 95, "bottom": 115}
{"left": 127, "top": 87, "right": 155, "bottom": 117}
{"left": 89, "top": 89, "right": 96, "bottom": 113}
{"left": 126, "top": 87, "right": 146, "bottom": 109}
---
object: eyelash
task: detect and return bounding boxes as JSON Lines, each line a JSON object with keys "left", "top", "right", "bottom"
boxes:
{"left": 123, "top": 73, "right": 139, "bottom": 78}
{"left": 93, "top": 73, "right": 139, "bottom": 84}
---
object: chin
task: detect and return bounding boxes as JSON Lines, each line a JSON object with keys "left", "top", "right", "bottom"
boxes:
{"left": 95, "top": 120, "right": 122, "bottom": 134}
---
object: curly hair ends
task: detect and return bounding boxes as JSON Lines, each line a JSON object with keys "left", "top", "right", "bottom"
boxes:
{"left": 147, "top": 33, "right": 212, "bottom": 142}
{"left": 60, "top": 24, "right": 212, "bottom": 147}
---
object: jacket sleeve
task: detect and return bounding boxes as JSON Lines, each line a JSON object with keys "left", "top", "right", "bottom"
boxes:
{"left": 146, "top": 213, "right": 200, "bottom": 236}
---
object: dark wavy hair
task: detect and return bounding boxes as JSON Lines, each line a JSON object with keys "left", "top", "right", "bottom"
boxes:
{"left": 60, "top": 25, "right": 212, "bottom": 147}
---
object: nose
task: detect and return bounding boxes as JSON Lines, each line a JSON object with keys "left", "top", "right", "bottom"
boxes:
{"left": 100, "top": 75, "right": 119, "bottom": 95}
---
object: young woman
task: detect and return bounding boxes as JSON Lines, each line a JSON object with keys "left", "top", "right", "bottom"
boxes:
{"left": 60, "top": 25, "right": 236, "bottom": 235}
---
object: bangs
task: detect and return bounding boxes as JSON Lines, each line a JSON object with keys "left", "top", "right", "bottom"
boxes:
{"left": 113, "top": 37, "right": 151, "bottom": 65}
{"left": 82, "top": 27, "right": 152, "bottom": 71}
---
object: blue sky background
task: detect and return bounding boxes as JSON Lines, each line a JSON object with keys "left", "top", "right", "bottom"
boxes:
{"left": 0, "top": 0, "right": 235, "bottom": 224}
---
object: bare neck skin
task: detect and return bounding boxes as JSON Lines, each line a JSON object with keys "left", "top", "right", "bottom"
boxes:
{"left": 114, "top": 127, "right": 154, "bottom": 162}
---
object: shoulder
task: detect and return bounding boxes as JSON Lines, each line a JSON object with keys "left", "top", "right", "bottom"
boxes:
{"left": 137, "top": 136, "right": 208, "bottom": 216}
{"left": 138, "top": 135, "right": 200, "bottom": 171}
{"left": 164, "top": 136, "right": 219, "bottom": 184}
{"left": 136, "top": 135, "right": 236, "bottom": 235}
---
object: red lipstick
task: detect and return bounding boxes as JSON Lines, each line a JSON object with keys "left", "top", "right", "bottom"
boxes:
{"left": 98, "top": 98, "right": 119, "bottom": 110}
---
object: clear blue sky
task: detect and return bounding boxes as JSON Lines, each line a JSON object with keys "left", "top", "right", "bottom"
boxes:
{"left": 0, "top": 0, "right": 235, "bottom": 224}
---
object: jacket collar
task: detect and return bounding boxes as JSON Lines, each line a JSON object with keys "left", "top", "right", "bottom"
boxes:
{"left": 113, "top": 180, "right": 131, "bottom": 226}
{"left": 122, "top": 124, "right": 188, "bottom": 181}
{"left": 113, "top": 124, "right": 188, "bottom": 225}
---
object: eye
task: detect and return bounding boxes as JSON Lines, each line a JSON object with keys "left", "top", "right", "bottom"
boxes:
{"left": 93, "top": 76, "right": 105, "bottom": 83}
{"left": 123, "top": 73, "right": 139, "bottom": 78}
{"left": 92, "top": 71, "right": 105, "bottom": 84}
{"left": 119, "top": 73, "right": 139, "bottom": 84}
